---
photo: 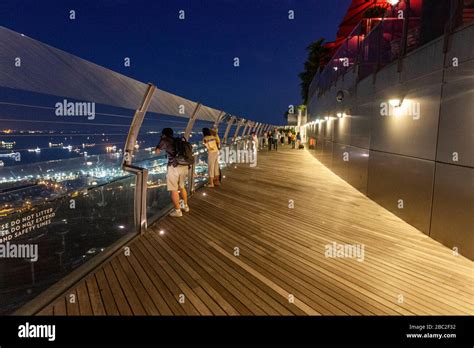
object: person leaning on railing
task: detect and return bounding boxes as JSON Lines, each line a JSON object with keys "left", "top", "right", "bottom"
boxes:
{"left": 202, "top": 127, "right": 220, "bottom": 187}
{"left": 155, "top": 128, "right": 190, "bottom": 217}
{"left": 210, "top": 127, "right": 221, "bottom": 150}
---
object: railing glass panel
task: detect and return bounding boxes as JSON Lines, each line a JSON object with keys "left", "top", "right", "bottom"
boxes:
{"left": 0, "top": 171, "right": 136, "bottom": 314}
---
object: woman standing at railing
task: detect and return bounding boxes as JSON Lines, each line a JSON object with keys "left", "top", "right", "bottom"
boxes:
{"left": 202, "top": 128, "right": 220, "bottom": 187}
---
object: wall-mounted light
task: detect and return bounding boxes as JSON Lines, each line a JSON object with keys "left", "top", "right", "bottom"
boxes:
{"left": 336, "top": 113, "right": 343, "bottom": 118}
{"left": 324, "top": 116, "right": 329, "bottom": 121}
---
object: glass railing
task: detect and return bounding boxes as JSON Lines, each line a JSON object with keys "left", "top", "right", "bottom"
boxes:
{"left": 0, "top": 170, "right": 135, "bottom": 314}
{"left": 0, "top": 138, "right": 240, "bottom": 314}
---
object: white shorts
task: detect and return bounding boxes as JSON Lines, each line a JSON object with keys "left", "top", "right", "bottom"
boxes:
{"left": 166, "top": 165, "right": 189, "bottom": 191}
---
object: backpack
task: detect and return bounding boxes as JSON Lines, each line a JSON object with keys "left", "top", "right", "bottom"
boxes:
{"left": 174, "top": 136, "right": 195, "bottom": 167}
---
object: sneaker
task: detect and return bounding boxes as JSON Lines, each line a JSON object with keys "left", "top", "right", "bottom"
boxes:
{"left": 182, "top": 204, "right": 190, "bottom": 213}
{"left": 169, "top": 209, "right": 183, "bottom": 217}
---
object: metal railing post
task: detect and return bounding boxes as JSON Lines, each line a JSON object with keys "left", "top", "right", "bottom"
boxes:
{"left": 241, "top": 121, "right": 249, "bottom": 139}
{"left": 252, "top": 122, "right": 259, "bottom": 134}
{"left": 214, "top": 110, "right": 225, "bottom": 129}
{"left": 188, "top": 162, "right": 196, "bottom": 194}
{"left": 122, "top": 83, "right": 156, "bottom": 235}
{"left": 232, "top": 118, "right": 245, "bottom": 143}
{"left": 223, "top": 116, "right": 235, "bottom": 144}
{"left": 184, "top": 103, "right": 202, "bottom": 140}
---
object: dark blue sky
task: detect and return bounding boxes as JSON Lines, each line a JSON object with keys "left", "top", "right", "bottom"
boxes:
{"left": 0, "top": 0, "right": 350, "bottom": 124}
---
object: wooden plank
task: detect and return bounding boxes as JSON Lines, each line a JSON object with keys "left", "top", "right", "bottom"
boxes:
{"left": 116, "top": 253, "right": 160, "bottom": 315}
{"left": 85, "top": 275, "right": 106, "bottom": 316}
{"left": 131, "top": 242, "right": 187, "bottom": 315}
{"left": 76, "top": 280, "right": 93, "bottom": 315}
{"left": 134, "top": 239, "right": 200, "bottom": 315}
{"left": 157, "top": 227, "right": 269, "bottom": 315}
{"left": 52, "top": 296, "right": 67, "bottom": 316}
{"left": 109, "top": 257, "right": 147, "bottom": 315}
{"left": 126, "top": 250, "right": 173, "bottom": 315}
{"left": 65, "top": 289, "right": 79, "bottom": 316}
{"left": 37, "top": 305, "right": 53, "bottom": 316}
{"left": 37, "top": 147, "right": 473, "bottom": 316}
{"left": 139, "top": 237, "right": 212, "bottom": 315}
{"left": 159, "top": 218, "right": 296, "bottom": 315}
{"left": 146, "top": 233, "right": 233, "bottom": 315}
{"left": 95, "top": 268, "right": 120, "bottom": 316}
{"left": 102, "top": 262, "right": 133, "bottom": 316}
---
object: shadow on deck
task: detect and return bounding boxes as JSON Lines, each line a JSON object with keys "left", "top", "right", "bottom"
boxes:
{"left": 36, "top": 146, "right": 473, "bottom": 315}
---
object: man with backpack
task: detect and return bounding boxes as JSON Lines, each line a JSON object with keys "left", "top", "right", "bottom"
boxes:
{"left": 155, "top": 128, "right": 194, "bottom": 217}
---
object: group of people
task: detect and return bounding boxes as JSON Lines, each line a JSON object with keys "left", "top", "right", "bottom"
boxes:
{"left": 155, "top": 126, "right": 221, "bottom": 218}
{"left": 155, "top": 126, "right": 303, "bottom": 218}
{"left": 259, "top": 128, "right": 302, "bottom": 151}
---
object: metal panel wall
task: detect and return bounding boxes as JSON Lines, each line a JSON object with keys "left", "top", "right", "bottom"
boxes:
{"left": 370, "top": 71, "right": 443, "bottom": 160}
{"left": 430, "top": 163, "right": 474, "bottom": 259}
{"left": 350, "top": 102, "right": 372, "bottom": 149}
{"left": 367, "top": 151, "right": 435, "bottom": 234}
{"left": 306, "top": 23, "right": 474, "bottom": 259}
{"left": 436, "top": 59, "right": 474, "bottom": 168}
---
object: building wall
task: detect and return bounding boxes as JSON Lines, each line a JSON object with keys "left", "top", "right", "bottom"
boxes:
{"left": 306, "top": 23, "right": 474, "bottom": 260}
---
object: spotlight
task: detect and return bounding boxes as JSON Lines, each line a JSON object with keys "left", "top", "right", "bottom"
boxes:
{"left": 159, "top": 230, "right": 165, "bottom": 235}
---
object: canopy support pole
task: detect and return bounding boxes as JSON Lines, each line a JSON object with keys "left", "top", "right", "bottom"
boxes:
{"left": 122, "top": 83, "right": 156, "bottom": 235}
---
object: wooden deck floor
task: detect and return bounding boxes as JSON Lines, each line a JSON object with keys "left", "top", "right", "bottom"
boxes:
{"left": 38, "top": 147, "right": 473, "bottom": 315}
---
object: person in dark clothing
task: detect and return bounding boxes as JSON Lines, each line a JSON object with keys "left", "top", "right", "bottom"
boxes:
{"left": 267, "top": 131, "right": 274, "bottom": 151}
{"left": 155, "top": 128, "right": 189, "bottom": 217}
{"left": 296, "top": 132, "right": 302, "bottom": 149}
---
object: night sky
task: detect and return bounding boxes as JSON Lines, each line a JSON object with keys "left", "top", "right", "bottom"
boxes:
{"left": 0, "top": 0, "right": 351, "bottom": 124}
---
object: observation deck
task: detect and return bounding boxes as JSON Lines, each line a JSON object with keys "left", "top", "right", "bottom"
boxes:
{"left": 33, "top": 148, "right": 473, "bottom": 316}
